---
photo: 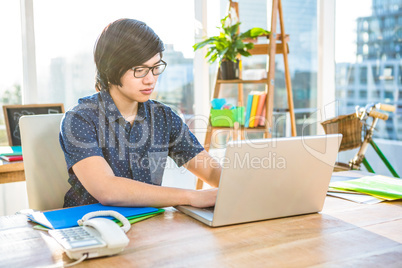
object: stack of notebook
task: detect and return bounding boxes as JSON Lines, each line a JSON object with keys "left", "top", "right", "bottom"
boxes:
{"left": 244, "top": 91, "right": 267, "bottom": 128}
{"left": 28, "top": 203, "right": 164, "bottom": 230}
{"left": 0, "top": 146, "right": 23, "bottom": 161}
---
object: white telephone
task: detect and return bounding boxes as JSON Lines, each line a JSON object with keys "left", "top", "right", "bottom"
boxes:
{"left": 49, "top": 210, "right": 130, "bottom": 261}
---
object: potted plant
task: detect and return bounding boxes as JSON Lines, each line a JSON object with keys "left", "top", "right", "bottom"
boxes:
{"left": 193, "top": 11, "right": 270, "bottom": 79}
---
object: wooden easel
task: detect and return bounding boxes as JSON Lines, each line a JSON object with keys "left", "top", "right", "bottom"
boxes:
{"left": 196, "top": 0, "right": 296, "bottom": 189}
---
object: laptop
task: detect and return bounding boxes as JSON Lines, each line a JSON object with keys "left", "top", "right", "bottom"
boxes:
{"left": 175, "top": 134, "right": 342, "bottom": 227}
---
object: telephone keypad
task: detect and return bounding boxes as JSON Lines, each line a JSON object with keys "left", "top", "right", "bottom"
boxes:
{"left": 49, "top": 226, "right": 105, "bottom": 249}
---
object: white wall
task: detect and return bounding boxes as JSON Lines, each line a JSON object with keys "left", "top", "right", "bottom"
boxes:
{"left": 0, "top": 182, "right": 29, "bottom": 216}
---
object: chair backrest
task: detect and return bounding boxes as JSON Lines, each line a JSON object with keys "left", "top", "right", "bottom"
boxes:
{"left": 20, "top": 114, "right": 70, "bottom": 211}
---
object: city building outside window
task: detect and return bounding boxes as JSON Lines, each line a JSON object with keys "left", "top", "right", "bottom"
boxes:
{"left": 335, "top": 0, "right": 401, "bottom": 140}
{"left": 335, "top": 0, "right": 402, "bottom": 176}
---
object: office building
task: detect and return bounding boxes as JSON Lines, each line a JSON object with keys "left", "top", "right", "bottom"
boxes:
{"left": 336, "top": 0, "right": 402, "bottom": 140}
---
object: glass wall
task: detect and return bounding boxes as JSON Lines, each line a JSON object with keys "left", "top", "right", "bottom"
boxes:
{"left": 33, "top": 0, "right": 195, "bottom": 119}
{"left": 0, "top": 0, "right": 319, "bottom": 146}
{"left": 210, "top": 0, "right": 318, "bottom": 142}
{"left": 335, "top": 0, "right": 402, "bottom": 140}
{"left": 0, "top": 1, "right": 23, "bottom": 145}
{"left": 335, "top": 0, "right": 402, "bottom": 176}
{"left": 275, "top": 0, "right": 317, "bottom": 135}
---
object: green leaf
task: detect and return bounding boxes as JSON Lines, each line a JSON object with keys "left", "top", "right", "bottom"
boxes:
{"left": 209, "top": 54, "right": 218, "bottom": 63}
{"left": 206, "top": 48, "right": 214, "bottom": 55}
{"left": 238, "top": 50, "right": 251, "bottom": 57}
{"left": 228, "top": 23, "right": 240, "bottom": 36}
{"left": 193, "top": 15, "right": 270, "bottom": 64}
{"left": 240, "top": 27, "right": 269, "bottom": 39}
{"left": 218, "top": 47, "right": 229, "bottom": 58}
{"left": 250, "top": 27, "right": 270, "bottom": 37}
{"left": 245, "top": 43, "right": 254, "bottom": 50}
{"left": 234, "top": 39, "right": 245, "bottom": 49}
{"left": 193, "top": 37, "right": 220, "bottom": 51}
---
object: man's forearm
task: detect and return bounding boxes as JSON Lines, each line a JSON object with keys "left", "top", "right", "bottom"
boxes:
{"left": 93, "top": 176, "right": 195, "bottom": 207}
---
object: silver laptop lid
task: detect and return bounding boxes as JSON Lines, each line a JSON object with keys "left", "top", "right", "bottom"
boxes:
{"left": 211, "top": 134, "right": 342, "bottom": 226}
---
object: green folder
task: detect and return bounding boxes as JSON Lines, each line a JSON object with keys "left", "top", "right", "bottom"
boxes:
{"left": 330, "top": 175, "right": 402, "bottom": 200}
{"left": 115, "top": 209, "right": 165, "bottom": 226}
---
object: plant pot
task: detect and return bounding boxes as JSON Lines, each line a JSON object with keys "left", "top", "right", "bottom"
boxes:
{"left": 220, "top": 60, "right": 239, "bottom": 80}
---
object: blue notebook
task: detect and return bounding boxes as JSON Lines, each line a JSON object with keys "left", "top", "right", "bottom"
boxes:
{"left": 244, "top": 93, "right": 254, "bottom": 128}
{"left": 28, "top": 203, "right": 158, "bottom": 229}
{"left": 0, "top": 146, "right": 22, "bottom": 156}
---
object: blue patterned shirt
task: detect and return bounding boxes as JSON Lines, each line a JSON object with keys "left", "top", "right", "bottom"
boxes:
{"left": 60, "top": 90, "right": 204, "bottom": 207}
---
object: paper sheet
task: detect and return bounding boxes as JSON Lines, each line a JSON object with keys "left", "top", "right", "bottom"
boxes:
{"left": 327, "top": 191, "right": 384, "bottom": 204}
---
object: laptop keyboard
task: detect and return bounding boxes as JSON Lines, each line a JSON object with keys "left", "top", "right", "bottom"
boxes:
{"left": 202, "top": 206, "right": 215, "bottom": 213}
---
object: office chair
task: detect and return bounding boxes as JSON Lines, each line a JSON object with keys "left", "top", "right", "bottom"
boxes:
{"left": 20, "top": 113, "right": 70, "bottom": 211}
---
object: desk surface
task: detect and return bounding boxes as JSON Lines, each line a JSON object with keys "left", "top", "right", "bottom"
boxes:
{"left": 0, "top": 160, "right": 25, "bottom": 184}
{"left": 1, "top": 196, "right": 402, "bottom": 267}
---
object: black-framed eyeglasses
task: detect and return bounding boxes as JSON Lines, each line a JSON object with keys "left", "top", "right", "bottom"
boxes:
{"left": 131, "top": 60, "right": 167, "bottom": 78}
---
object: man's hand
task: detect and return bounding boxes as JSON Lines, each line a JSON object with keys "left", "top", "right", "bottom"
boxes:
{"left": 189, "top": 188, "right": 218, "bottom": 208}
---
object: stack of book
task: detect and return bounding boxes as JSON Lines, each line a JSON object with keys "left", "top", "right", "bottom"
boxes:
{"left": 0, "top": 146, "right": 23, "bottom": 162}
{"left": 244, "top": 91, "right": 267, "bottom": 128}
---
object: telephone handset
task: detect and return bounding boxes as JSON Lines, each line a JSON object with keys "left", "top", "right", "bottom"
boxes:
{"left": 49, "top": 210, "right": 130, "bottom": 261}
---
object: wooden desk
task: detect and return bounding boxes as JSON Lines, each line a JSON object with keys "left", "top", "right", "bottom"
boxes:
{"left": 1, "top": 196, "right": 402, "bottom": 267}
{"left": 0, "top": 160, "right": 25, "bottom": 184}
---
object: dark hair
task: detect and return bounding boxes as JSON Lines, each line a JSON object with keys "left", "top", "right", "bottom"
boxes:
{"left": 94, "top": 18, "right": 165, "bottom": 91}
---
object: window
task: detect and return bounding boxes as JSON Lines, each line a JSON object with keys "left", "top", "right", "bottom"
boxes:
{"left": 384, "top": 90, "right": 394, "bottom": 101}
{"left": 347, "top": 66, "right": 355, "bottom": 85}
{"left": 347, "top": 90, "right": 355, "bottom": 98}
{"left": 214, "top": 0, "right": 318, "bottom": 136}
{"left": 372, "top": 65, "right": 381, "bottom": 85}
{"left": 382, "top": 66, "right": 394, "bottom": 86}
{"left": 33, "top": 0, "right": 195, "bottom": 120}
{"left": 274, "top": 0, "right": 318, "bottom": 135}
{"left": 371, "top": 90, "right": 381, "bottom": 99}
{"left": 400, "top": 66, "right": 402, "bottom": 84}
{"left": 336, "top": 0, "right": 402, "bottom": 143}
{"left": 336, "top": 65, "right": 348, "bottom": 86}
{"left": 0, "top": 1, "right": 22, "bottom": 145}
{"left": 359, "top": 66, "right": 368, "bottom": 84}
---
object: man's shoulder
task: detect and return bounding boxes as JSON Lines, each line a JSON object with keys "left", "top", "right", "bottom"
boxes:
{"left": 77, "top": 92, "right": 101, "bottom": 108}
{"left": 64, "top": 93, "right": 101, "bottom": 119}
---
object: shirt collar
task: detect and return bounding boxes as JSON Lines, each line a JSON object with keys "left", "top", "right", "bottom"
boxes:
{"left": 135, "top": 101, "right": 148, "bottom": 122}
{"left": 99, "top": 90, "right": 148, "bottom": 123}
